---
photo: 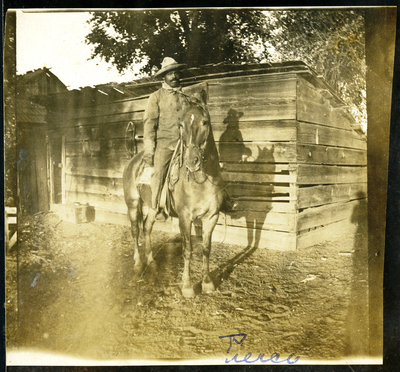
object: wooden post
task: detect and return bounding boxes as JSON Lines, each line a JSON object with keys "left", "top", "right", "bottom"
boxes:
{"left": 61, "top": 135, "right": 66, "bottom": 204}
{"left": 46, "top": 135, "right": 53, "bottom": 205}
{"left": 5, "top": 207, "right": 18, "bottom": 253}
{"left": 5, "top": 208, "right": 9, "bottom": 250}
{"left": 34, "top": 128, "right": 49, "bottom": 212}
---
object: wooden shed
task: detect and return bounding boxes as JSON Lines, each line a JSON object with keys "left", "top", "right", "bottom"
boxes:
{"left": 47, "top": 61, "right": 367, "bottom": 251}
{"left": 16, "top": 67, "right": 69, "bottom": 214}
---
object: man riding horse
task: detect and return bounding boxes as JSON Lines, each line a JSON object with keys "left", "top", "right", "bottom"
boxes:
{"left": 124, "top": 57, "right": 236, "bottom": 296}
{"left": 143, "top": 57, "right": 234, "bottom": 220}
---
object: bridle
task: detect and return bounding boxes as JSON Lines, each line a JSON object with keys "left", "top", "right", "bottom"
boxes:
{"left": 185, "top": 145, "right": 209, "bottom": 184}
{"left": 175, "top": 95, "right": 227, "bottom": 190}
{"left": 179, "top": 102, "right": 211, "bottom": 184}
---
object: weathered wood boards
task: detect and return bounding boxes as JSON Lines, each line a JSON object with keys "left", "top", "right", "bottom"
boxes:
{"left": 18, "top": 125, "right": 50, "bottom": 214}
{"left": 297, "top": 183, "right": 367, "bottom": 209}
{"left": 297, "top": 75, "right": 355, "bottom": 129}
{"left": 48, "top": 67, "right": 367, "bottom": 251}
{"left": 297, "top": 144, "right": 367, "bottom": 165}
{"left": 293, "top": 75, "right": 367, "bottom": 248}
{"left": 298, "top": 122, "right": 366, "bottom": 150}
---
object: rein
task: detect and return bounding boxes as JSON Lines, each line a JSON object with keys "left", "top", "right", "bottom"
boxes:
{"left": 179, "top": 110, "right": 211, "bottom": 185}
{"left": 177, "top": 95, "right": 223, "bottom": 186}
{"left": 186, "top": 166, "right": 208, "bottom": 184}
{"left": 183, "top": 140, "right": 209, "bottom": 184}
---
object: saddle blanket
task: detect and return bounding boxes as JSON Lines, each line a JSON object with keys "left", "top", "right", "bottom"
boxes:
{"left": 138, "top": 166, "right": 154, "bottom": 185}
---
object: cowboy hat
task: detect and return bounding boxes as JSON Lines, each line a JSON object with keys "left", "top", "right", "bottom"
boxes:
{"left": 154, "top": 57, "right": 187, "bottom": 79}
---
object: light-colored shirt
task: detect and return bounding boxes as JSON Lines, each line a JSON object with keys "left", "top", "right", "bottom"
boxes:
{"left": 143, "top": 85, "right": 188, "bottom": 154}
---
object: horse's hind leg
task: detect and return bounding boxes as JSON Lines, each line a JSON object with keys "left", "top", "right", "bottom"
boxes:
{"left": 201, "top": 214, "right": 218, "bottom": 294}
{"left": 143, "top": 207, "right": 157, "bottom": 266}
{"left": 179, "top": 216, "right": 195, "bottom": 298}
{"left": 127, "top": 199, "right": 141, "bottom": 267}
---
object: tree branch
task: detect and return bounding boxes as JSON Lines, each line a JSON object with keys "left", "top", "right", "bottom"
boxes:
{"left": 178, "top": 10, "right": 190, "bottom": 35}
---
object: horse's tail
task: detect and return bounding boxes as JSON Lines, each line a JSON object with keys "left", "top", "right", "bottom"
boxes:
{"left": 123, "top": 151, "right": 149, "bottom": 234}
{"left": 137, "top": 195, "right": 145, "bottom": 233}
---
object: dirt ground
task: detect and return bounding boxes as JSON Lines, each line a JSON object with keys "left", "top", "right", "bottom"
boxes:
{"left": 6, "top": 211, "right": 369, "bottom": 364}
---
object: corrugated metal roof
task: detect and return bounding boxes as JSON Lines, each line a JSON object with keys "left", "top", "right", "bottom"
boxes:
{"left": 17, "top": 69, "right": 47, "bottom": 84}
{"left": 17, "top": 67, "right": 68, "bottom": 91}
{"left": 16, "top": 99, "right": 47, "bottom": 124}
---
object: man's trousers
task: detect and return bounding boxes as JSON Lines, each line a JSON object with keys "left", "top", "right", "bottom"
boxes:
{"left": 151, "top": 146, "right": 175, "bottom": 210}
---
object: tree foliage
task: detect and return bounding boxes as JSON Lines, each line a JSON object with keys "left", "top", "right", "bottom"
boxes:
{"left": 265, "top": 10, "right": 366, "bottom": 129}
{"left": 85, "top": 10, "right": 270, "bottom": 75}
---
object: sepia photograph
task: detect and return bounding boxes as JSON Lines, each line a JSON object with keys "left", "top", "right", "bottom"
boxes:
{"left": 3, "top": 7, "right": 395, "bottom": 366}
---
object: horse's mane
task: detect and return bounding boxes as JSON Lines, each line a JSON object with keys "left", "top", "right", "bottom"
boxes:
{"left": 181, "top": 91, "right": 209, "bottom": 114}
{"left": 191, "top": 98, "right": 207, "bottom": 111}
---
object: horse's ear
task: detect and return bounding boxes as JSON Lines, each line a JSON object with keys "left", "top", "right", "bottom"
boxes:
{"left": 191, "top": 89, "right": 208, "bottom": 105}
{"left": 199, "top": 89, "right": 208, "bottom": 105}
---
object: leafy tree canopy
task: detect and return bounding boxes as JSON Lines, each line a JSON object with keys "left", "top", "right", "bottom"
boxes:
{"left": 85, "top": 10, "right": 270, "bottom": 75}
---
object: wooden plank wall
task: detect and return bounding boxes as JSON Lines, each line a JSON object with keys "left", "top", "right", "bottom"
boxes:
{"left": 209, "top": 74, "right": 300, "bottom": 250}
{"left": 48, "top": 72, "right": 367, "bottom": 251}
{"left": 60, "top": 102, "right": 146, "bottom": 214}
{"left": 295, "top": 76, "right": 367, "bottom": 249}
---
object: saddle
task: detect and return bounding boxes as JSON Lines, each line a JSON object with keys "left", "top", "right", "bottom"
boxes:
{"left": 168, "top": 156, "right": 181, "bottom": 191}
{"left": 137, "top": 141, "right": 182, "bottom": 218}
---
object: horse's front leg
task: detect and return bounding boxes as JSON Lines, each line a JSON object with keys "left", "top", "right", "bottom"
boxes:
{"left": 201, "top": 214, "right": 219, "bottom": 294}
{"left": 179, "top": 216, "right": 195, "bottom": 298}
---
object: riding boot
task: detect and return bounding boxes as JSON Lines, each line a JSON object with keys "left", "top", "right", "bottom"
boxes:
{"left": 220, "top": 192, "right": 238, "bottom": 213}
{"left": 151, "top": 191, "right": 168, "bottom": 221}
{"left": 148, "top": 207, "right": 167, "bottom": 221}
{"left": 156, "top": 209, "right": 168, "bottom": 221}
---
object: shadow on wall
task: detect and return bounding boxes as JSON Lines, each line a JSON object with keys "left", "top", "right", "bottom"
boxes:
{"left": 242, "top": 146, "right": 275, "bottom": 249}
{"left": 219, "top": 109, "right": 275, "bottom": 249}
{"left": 219, "top": 109, "right": 251, "bottom": 162}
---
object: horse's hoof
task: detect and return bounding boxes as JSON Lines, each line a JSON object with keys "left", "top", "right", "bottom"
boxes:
{"left": 181, "top": 286, "right": 196, "bottom": 298}
{"left": 202, "top": 281, "right": 215, "bottom": 294}
{"left": 133, "top": 263, "right": 142, "bottom": 273}
{"left": 147, "top": 260, "right": 157, "bottom": 273}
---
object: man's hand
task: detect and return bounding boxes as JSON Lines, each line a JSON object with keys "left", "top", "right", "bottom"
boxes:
{"left": 143, "top": 153, "right": 154, "bottom": 167}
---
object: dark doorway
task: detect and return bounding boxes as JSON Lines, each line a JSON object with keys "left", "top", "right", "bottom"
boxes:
{"left": 17, "top": 124, "right": 49, "bottom": 214}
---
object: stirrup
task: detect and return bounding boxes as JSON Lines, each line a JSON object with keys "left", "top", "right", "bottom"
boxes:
{"left": 150, "top": 207, "right": 167, "bottom": 221}
{"left": 221, "top": 196, "right": 238, "bottom": 213}
{"left": 155, "top": 210, "right": 168, "bottom": 221}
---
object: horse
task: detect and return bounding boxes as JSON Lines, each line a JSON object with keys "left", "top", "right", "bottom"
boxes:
{"left": 122, "top": 90, "right": 225, "bottom": 298}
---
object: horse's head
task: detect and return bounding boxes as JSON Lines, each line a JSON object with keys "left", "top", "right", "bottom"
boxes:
{"left": 180, "top": 90, "right": 211, "bottom": 172}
